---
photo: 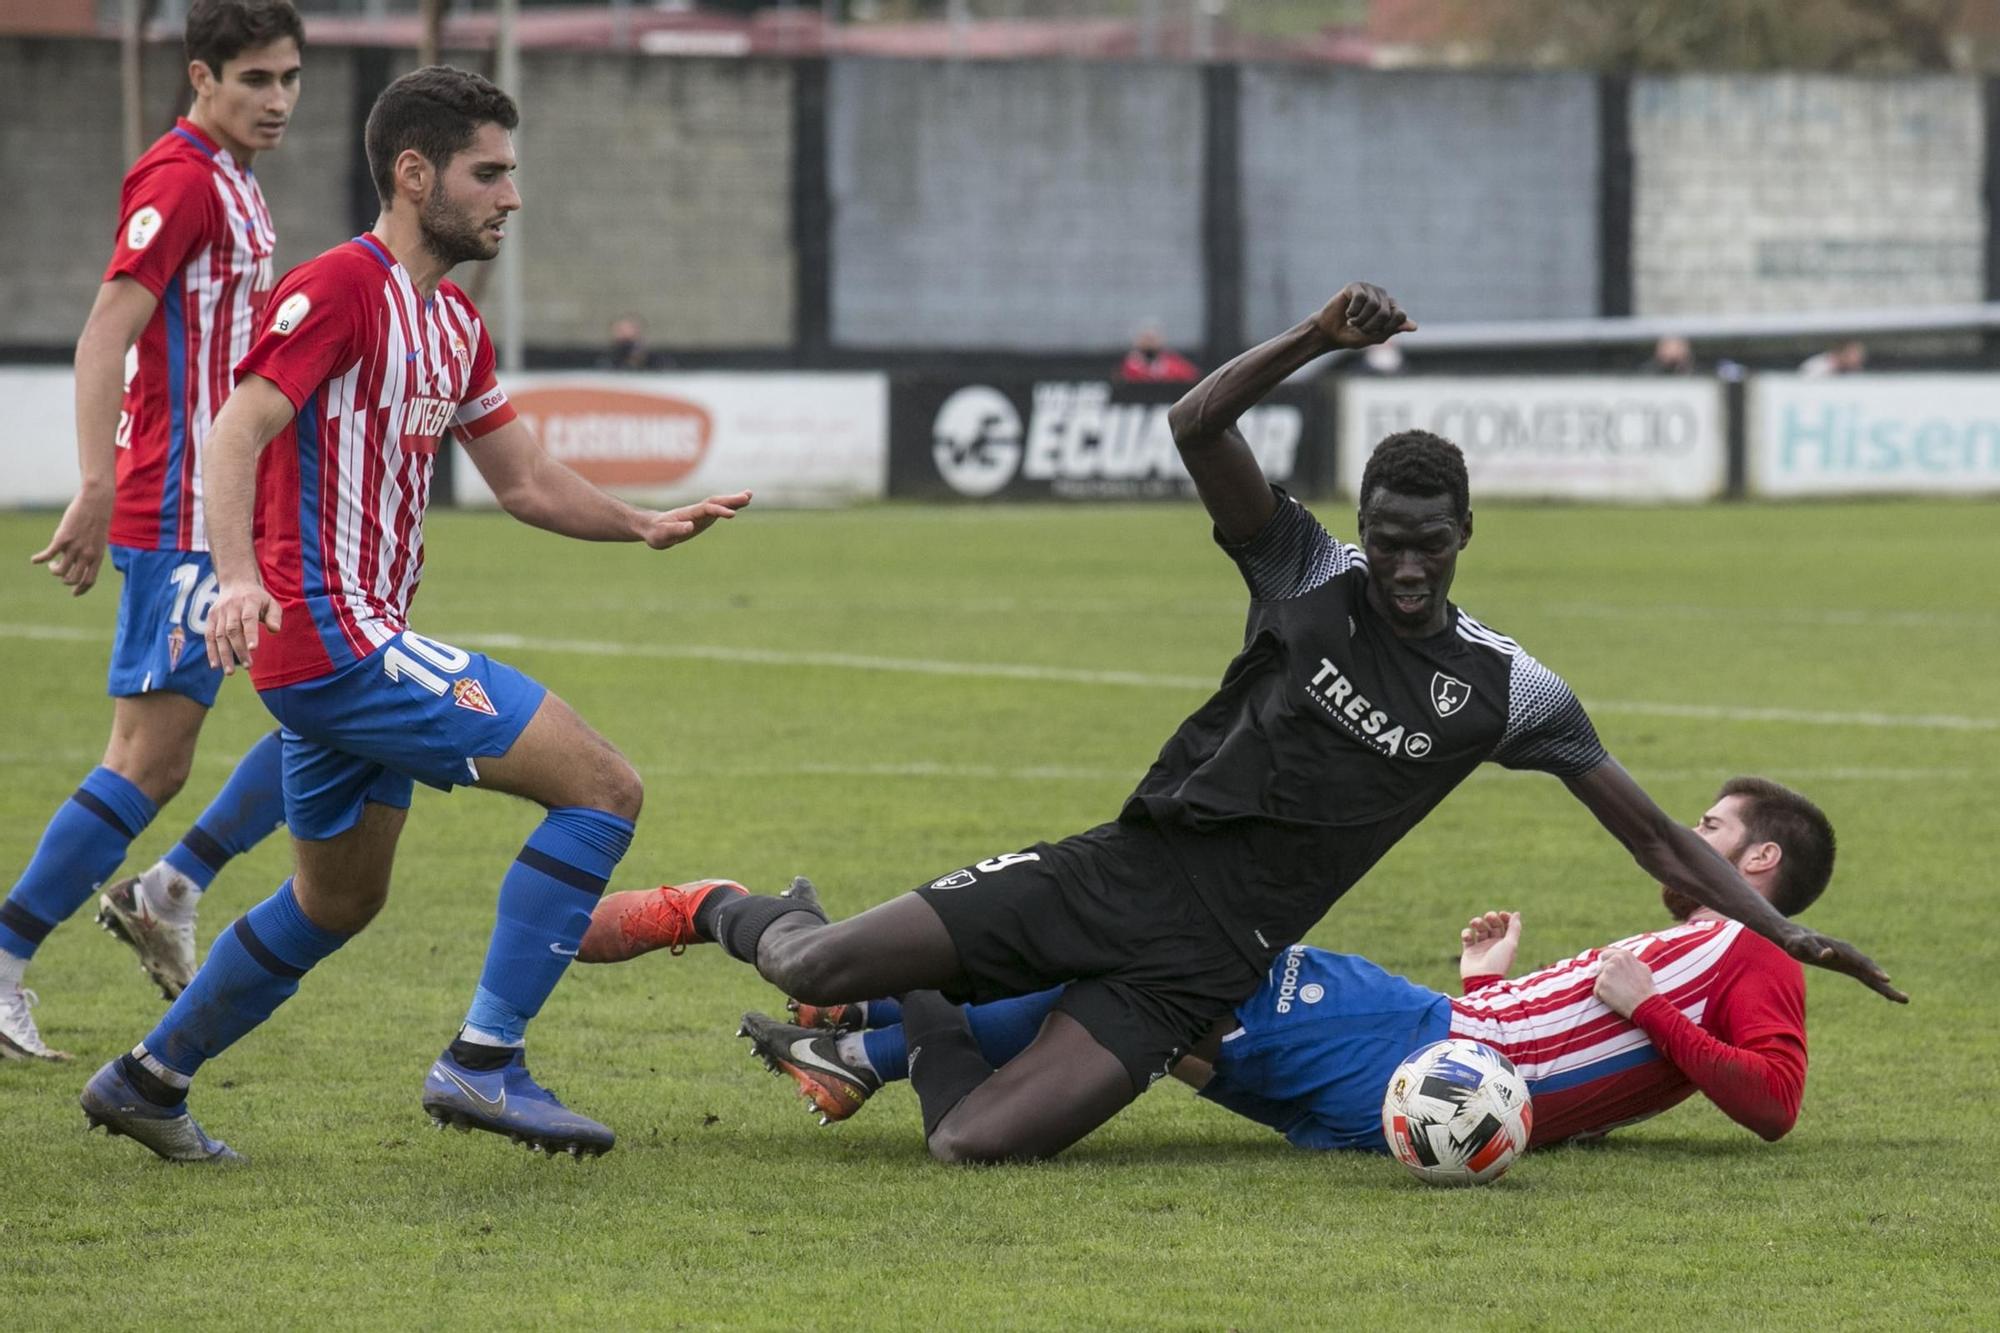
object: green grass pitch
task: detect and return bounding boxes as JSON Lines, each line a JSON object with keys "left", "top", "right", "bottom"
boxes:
{"left": 0, "top": 499, "right": 1994, "bottom": 1329}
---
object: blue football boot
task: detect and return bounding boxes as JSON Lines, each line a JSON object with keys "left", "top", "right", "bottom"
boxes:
{"left": 421, "top": 1048, "right": 615, "bottom": 1158}
{"left": 80, "top": 1058, "right": 242, "bottom": 1164}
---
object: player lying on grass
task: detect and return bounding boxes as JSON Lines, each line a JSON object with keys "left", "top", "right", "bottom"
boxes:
{"left": 79, "top": 66, "right": 750, "bottom": 1164}
{"left": 581, "top": 282, "right": 1902, "bottom": 1165}
{"left": 730, "top": 777, "right": 1826, "bottom": 1155}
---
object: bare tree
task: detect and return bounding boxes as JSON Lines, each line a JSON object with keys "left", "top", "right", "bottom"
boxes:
{"left": 1455, "top": 0, "right": 1970, "bottom": 71}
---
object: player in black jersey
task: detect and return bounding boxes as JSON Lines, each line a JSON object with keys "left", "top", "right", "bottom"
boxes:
{"left": 588, "top": 283, "right": 1904, "bottom": 1163}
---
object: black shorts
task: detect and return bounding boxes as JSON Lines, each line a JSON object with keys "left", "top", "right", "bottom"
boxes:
{"left": 913, "top": 820, "right": 1264, "bottom": 1092}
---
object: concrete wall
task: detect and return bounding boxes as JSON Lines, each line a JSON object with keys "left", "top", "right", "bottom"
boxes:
{"left": 826, "top": 57, "right": 1206, "bottom": 351}
{"left": 1632, "top": 75, "right": 1986, "bottom": 316}
{"left": 510, "top": 53, "right": 795, "bottom": 349}
{"left": 0, "top": 39, "right": 352, "bottom": 346}
{"left": 2, "top": 43, "right": 1993, "bottom": 356}
{"left": 1238, "top": 68, "right": 1602, "bottom": 335}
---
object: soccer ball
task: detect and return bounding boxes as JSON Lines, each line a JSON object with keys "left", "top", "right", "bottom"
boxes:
{"left": 1380, "top": 1038, "right": 1534, "bottom": 1187}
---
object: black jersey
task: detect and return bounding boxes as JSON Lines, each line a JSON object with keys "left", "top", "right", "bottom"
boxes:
{"left": 1121, "top": 489, "right": 1608, "bottom": 965}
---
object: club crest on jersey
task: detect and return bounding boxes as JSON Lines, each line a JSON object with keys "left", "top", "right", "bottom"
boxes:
{"left": 270, "top": 292, "right": 311, "bottom": 335}
{"left": 1431, "top": 672, "right": 1472, "bottom": 718}
{"left": 452, "top": 677, "right": 497, "bottom": 716}
{"left": 125, "top": 206, "right": 164, "bottom": 251}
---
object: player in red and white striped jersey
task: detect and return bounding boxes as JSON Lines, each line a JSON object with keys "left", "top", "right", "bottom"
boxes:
{"left": 729, "top": 776, "right": 1829, "bottom": 1155}
{"left": 4, "top": 1, "right": 303, "bottom": 1061}
{"left": 81, "top": 67, "right": 750, "bottom": 1164}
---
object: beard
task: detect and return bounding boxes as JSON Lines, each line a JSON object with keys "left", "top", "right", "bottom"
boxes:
{"left": 419, "top": 180, "right": 498, "bottom": 267}
{"left": 1660, "top": 832, "right": 1752, "bottom": 921}
{"left": 1659, "top": 884, "right": 1702, "bottom": 921}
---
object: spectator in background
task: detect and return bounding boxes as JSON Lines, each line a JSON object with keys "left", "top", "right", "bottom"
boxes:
{"left": 1641, "top": 335, "right": 1696, "bottom": 375}
{"left": 1799, "top": 339, "right": 1866, "bottom": 377}
{"left": 1119, "top": 325, "right": 1199, "bottom": 384}
{"left": 602, "top": 314, "right": 654, "bottom": 371}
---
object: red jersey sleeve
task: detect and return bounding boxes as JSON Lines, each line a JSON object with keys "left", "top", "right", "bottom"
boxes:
{"left": 235, "top": 259, "right": 366, "bottom": 410}
{"left": 450, "top": 315, "right": 517, "bottom": 444}
{"left": 103, "top": 161, "right": 223, "bottom": 298}
{"left": 1629, "top": 943, "right": 1807, "bottom": 1142}
{"left": 1461, "top": 974, "right": 1505, "bottom": 995}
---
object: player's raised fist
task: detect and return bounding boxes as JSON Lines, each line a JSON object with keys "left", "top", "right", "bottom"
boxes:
{"left": 1312, "top": 283, "right": 1416, "bottom": 350}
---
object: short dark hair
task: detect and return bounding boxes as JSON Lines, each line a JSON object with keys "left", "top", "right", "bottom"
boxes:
{"left": 365, "top": 66, "right": 520, "bottom": 206}
{"left": 1358, "top": 430, "right": 1470, "bottom": 521}
{"left": 185, "top": 0, "right": 305, "bottom": 77}
{"left": 1719, "top": 776, "right": 1837, "bottom": 917}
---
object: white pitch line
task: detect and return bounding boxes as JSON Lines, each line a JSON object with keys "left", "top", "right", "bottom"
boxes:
{"left": 0, "top": 749, "right": 1978, "bottom": 787}
{"left": 4, "top": 620, "right": 1995, "bottom": 733}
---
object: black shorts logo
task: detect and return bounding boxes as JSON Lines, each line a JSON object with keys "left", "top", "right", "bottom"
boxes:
{"left": 929, "top": 869, "right": 977, "bottom": 891}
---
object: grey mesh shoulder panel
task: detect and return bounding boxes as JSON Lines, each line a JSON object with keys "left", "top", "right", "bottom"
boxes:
{"left": 1226, "top": 495, "right": 1362, "bottom": 601}
{"left": 1494, "top": 650, "right": 1609, "bottom": 777}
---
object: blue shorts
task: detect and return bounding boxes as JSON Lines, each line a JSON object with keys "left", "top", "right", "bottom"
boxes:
{"left": 1201, "top": 947, "right": 1452, "bottom": 1153}
{"left": 258, "top": 629, "right": 547, "bottom": 841}
{"left": 107, "top": 545, "right": 226, "bottom": 705}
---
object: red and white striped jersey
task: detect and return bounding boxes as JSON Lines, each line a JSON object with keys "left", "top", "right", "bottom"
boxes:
{"left": 234, "top": 233, "right": 517, "bottom": 689}
{"left": 1450, "top": 916, "right": 1807, "bottom": 1147}
{"left": 104, "top": 117, "right": 277, "bottom": 553}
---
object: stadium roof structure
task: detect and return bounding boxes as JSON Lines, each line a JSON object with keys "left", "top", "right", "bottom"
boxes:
{"left": 131, "top": 5, "right": 1379, "bottom": 62}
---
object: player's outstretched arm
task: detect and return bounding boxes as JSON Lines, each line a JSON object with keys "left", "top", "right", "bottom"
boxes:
{"left": 466, "top": 417, "right": 751, "bottom": 549}
{"left": 202, "top": 374, "right": 297, "bottom": 674}
{"left": 30, "top": 278, "right": 157, "bottom": 597}
{"left": 1168, "top": 283, "right": 1414, "bottom": 543}
{"left": 1564, "top": 759, "right": 1907, "bottom": 1003}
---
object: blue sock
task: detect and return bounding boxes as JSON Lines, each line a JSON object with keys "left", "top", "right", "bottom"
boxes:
{"left": 138, "top": 879, "right": 348, "bottom": 1079}
{"left": 862, "top": 988, "right": 1063, "bottom": 1084}
{"left": 862, "top": 997, "right": 902, "bottom": 1028}
{"left": 0, "top": 767, "right": 157, "bottom": 960}
{"left": 462, "top": 807, "right": 635, "bottom": 1046}
{"left": 161, "top": 730, "right": 285, "bottom": 892}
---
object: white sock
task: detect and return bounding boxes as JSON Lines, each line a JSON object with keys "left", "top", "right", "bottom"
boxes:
{"left": 836, "top": 1031, "right": 876, "bottom": 1076}
{"left": 457, "top": 1025, "right": 519, "bottom": 1049}
{"left": 0, "top": 949, "right": 26, "bottom": 989}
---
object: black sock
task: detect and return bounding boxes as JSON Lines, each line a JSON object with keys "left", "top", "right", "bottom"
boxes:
{"left": 119, "top": 1053, "right": 183, "bottom": 1108}
{"left": 901, "top": 989, "right": 995, "bottom": 1139}
{"left": 705, "top": 893, "right": 825, "bottom": 964}
{"left": 448, "top": 1038, "right": 516, "bottom": 1072}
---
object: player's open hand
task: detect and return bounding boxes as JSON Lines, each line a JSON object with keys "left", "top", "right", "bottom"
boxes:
{"left": 1313, "top": 283, "right": 1417, "bottom": 351}
{"left": 1592, "top": 947, "right": 1655, "bottom": 1018}
{"left": 207, "top": 578, "right": 281, "bottom": 675}
{"left": 1459, "top": 910, "right": 1522, "bottom": 980}
{"left": 638, "top": 490, "right": 754, "bottom": 551}
{"left": 1783, "top": 926, "right": 1908, "bottom": 1003}
{"left": 29, "top": 490, "right": 113, "bottom": 597}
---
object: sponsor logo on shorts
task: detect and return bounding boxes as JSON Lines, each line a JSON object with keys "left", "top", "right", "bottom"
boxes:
{"left": 929, "top": 869, "right": 976, "bottom": 891}
{"left": 125, "top": 206, "right": 164, "bottom": 251}
{"left": 452, "top": 677, "right": 497, "bottom": 716}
